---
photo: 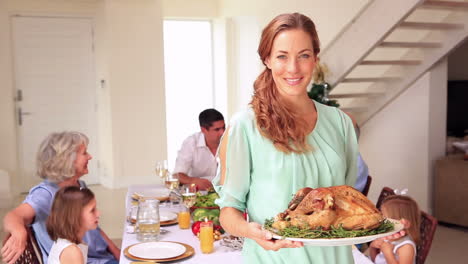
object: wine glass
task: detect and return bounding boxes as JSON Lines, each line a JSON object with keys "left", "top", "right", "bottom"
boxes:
{"left": 155, "top": 160, "right": 168, "bottom": 179}
{"left": 165, "top": 173, "right": 181, "bottom": 207}
{"left": 165, "top": 173, "right": 180, "bottom": 191}
{"left": 182, "top": 189, "right": 197, "bottom": 209}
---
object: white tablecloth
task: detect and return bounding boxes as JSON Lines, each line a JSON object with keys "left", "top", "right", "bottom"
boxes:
{"left": 119, "top": 184, "right": 243, "bottom": 263}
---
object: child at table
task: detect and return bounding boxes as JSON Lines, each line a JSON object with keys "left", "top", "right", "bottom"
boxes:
{"left": 46, "top": 186, "right": 100, "bottom": 264}
{"left": 355, "top": 194, "right": 421, "bottom": 264}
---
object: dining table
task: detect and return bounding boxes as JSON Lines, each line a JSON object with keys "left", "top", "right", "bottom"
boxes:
{"left": 119, "top": 184, "right": 243, "bottom": 263}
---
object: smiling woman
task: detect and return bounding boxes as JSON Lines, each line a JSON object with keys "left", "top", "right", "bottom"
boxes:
{"left": 264, "top": 29, "right": 317, "bottom": 99}
{"left": 251, "top": 13, "right": 321, "bottom": 154}
{"left": 212, "top": 13, "right": 361, "bottom": 263}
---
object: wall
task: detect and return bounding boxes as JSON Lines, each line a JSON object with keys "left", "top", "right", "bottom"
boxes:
{"left": 162, "top": 0, "right": 218, "bottom": 18}
{"left": 94, "top": 0, "right": 115, "bottom": 188}
{"left": 99, "top": 0, "right": 166, "bottom": 188}
{"left": 0, "top": 0, "right": 17, "bottom": 204}
{"left": 0, "top": 0, "right": 167, "bottom": 202}
{"left": 428, "top": 59, "right": 448, "bottom": 209}
{"left": 220, "top": 0, "right": 371, "bottom": 52}
{"left": 226, "top": 16, "right": 262, "bottom": 115}
{"left": 0, "top": 0, "right": 101, "bottom": 204}
{"left": 448, "top": 40, "right": 468, "bottom": 80}
{"left": 361, "top": 59, "right": 447, "bottom": 212}
{"left": 219, "top": 0, "right": 371, "bottom": 116}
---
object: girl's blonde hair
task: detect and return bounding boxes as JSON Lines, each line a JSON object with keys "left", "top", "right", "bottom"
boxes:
{"left": 250, "top": 12, "right": 321, "bottom": 154}
{"left": 47, "top": 186, "right": 95, "bottom": 244}
{"left": 381, "top": 195, "right": 421, "bottom": 245}
{"left": 36, "top": 131, "right": 89, "bottom": 183}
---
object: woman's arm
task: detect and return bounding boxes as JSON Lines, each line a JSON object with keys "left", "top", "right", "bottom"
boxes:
{"left": 60, "top": 244, "right": 85, "bottom": 264}
{"left": 220, "top": 207, "right": 302, "bottom": 251}
{"left": 99, "top": 229, "right": 120, "bottom": 261}
{"left": 1, "top": 204, "right": 36, "bottom": 264}
{"left": 216, "top": 119, "right": 301, "bottom": 251}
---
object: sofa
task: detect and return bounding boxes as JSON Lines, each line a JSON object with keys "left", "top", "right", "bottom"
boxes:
{"left": 434, "top": 154, "right": 468, "bottom": 227}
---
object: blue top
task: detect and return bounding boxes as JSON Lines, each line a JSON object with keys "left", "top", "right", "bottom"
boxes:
{"left": 24, "top": 180, "right": 115, "bottom": 264}
{"left": 213, "top": 101, "right": 358, "bottom": 263}
{"left": 354, "top": 153, "right": 369, "bottom": 192}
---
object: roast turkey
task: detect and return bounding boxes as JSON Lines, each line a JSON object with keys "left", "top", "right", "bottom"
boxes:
{"left": 272, "top": 185, "right": 383, "bottom": 230}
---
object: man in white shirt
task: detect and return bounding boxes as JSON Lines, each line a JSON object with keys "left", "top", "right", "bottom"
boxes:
{"left": 173, "top": 109, "right": 225, "bottom": 190}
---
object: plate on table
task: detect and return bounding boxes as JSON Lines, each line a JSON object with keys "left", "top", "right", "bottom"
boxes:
{"left": 124, "top": 241, "right": 195, "bottom": 262}
{"left": 160, "top": 211, "right": 177, "bottom": 222}
{"left": 131, "top": 189, "right": 170, "bottom": 202}
{"left": 160, "top": 219, "right": 178, "bottom": 226}
{"left": 271, "top": 219, "right": 404, "bottom": 246}
{"left": 129, "top": 212, "right": 178, "bottom": 226}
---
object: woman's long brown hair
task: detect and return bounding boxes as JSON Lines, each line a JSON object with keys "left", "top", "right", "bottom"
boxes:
{"left": 250, "top": 13, "right": 321, "bottom": 153}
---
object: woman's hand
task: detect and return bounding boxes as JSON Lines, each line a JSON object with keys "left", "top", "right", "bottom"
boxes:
{"left": 247, "top": 222, "right": 303, "bottom": 251}
{"left": 220, "top": 207, "right": 302, "bottom": 251}
{"left": 1, "top": 231, "right": 28, "bottom": 264}
{"left": 2, "top": 204, "right": 35, "bottom": 264}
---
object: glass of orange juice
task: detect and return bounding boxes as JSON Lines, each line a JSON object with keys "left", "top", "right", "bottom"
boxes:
{"left": 199, "top": 221, "right": 214, "bottom": 253}
{"left": 178, "top": 209, "right": 191, "bottom": 229}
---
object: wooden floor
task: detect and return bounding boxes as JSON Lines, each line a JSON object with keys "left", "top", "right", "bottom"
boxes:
{"left": 1, "top": 185, "right": 467, "bottom": 264}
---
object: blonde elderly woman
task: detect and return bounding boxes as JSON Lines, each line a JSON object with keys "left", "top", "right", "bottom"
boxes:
{"left": 1, "top": 131, "right": 120, "bottom": 264}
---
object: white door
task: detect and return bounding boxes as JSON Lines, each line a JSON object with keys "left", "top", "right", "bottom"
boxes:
{"left": 12, "top": 16, "right": 99, "bottom": 190}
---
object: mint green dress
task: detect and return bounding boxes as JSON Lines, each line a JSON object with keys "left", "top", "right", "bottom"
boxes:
{"left": 213, "top": 101, "right": 359, "bottom": 264}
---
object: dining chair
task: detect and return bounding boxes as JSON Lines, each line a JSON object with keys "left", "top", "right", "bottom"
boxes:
{"left": 416, "top": 211, "right": 438, "bottom": 264}
{"left": 361, "top": 175, "right": 372, "bottom": 196}
{"left": 376, "top": 187, "right": 438, "bottom": 264}
{"left": 375, "top": 186, "right": 394, "bottom": 209}
{"left": 12, "top": 227, "right": 43, "bottom": 264}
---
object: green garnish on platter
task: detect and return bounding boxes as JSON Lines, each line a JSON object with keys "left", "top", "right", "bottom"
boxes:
{"left": 264, "top": 218, "right": 394, "bottom": 239}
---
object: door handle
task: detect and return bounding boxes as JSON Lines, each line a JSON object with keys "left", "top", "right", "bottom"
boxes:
{"left": 18, "top": 107, "right": 32, "bottom": 126}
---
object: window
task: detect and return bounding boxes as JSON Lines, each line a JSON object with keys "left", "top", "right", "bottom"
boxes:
{"left": 163, "top": 20, "right": 214, "bottom": 170}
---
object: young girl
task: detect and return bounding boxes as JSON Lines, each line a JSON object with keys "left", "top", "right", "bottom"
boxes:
{"left": 46, "top": 186, "right": 100, "bottom": 264}
{"left": 369, "top": 195, "right": 421, "bottom": 264}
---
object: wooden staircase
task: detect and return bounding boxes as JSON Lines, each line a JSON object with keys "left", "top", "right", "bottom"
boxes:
{"left": 320, "top": 0, "right": 468, "bottom": 124}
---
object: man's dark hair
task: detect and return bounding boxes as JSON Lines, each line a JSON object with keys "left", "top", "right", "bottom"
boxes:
{"left": 199, "top": 108, "right": 224, "bottom": 129}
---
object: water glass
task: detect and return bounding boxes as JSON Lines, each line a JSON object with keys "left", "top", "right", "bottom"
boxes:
{"left": 170, "top": 191, "right": 181, "bottom": 207}
{"left": 127, "top": 204, "right": 138, "bottom": 225}
{"left": 136, "top": 198, "right": 160, "bottom": 241}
